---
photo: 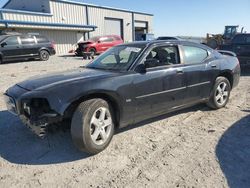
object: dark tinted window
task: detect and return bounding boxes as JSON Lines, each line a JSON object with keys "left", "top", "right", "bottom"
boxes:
{"left": 100, "top": 37, "right": 114, "bottom": 42}
{"left": 246, "top": 35, "right": 250, "bottom": 44}
{"left": 20, "top": 36, "right": 35, "bottom": 45}
{"left": 232, "top": 35, "right": 246, "bottom": 44}
{"left": 5, "top": 36, "right": 19, "bottom": 46}
{"left": 145, "top": 46, "right": 180, "bottom": 68}
{"left": 35, "top": 35, "right": 49, "bottom": 43}
{"left": 182, "top": 46, "right": 208, "bottom": 64}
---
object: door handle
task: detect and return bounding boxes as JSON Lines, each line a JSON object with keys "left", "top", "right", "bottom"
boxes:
{"left": 176, "top": 69, "right": 184, "bottom": 74}
{"left": 211, "top": 65, "right": 217, "bottom": 68}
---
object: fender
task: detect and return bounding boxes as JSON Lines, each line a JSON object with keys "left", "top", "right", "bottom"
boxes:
{"left": 39, "top": 47, "right": 51, "bottom": 54}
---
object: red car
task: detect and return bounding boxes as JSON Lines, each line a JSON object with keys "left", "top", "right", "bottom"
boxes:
{"left": 75, "top": 35, "right": 123, "bottom": 56}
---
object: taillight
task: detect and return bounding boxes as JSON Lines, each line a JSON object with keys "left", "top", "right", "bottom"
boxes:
{"left": 51, "top": 41, "right": 56, "bottom": 49}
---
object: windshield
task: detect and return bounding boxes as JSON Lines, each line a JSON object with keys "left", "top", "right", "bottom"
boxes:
{"left": 86, "top": 44, "right": 146, "bottom": 71}
{"left": 89, "top": 36, "right": 100, "bottom": 42}
{"left": 0, "top": 35, "right": 8, "bottom": 42}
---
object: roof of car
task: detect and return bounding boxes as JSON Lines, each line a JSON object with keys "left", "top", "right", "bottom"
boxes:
{"left": 120, "top": 40, "right": 211, "bottom": 49}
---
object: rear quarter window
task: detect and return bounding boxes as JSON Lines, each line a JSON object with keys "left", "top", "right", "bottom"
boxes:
{"left": 182, "top": 46, "right": 208, "bottom": 64}
{"left": 113, "top": 36, "right": 122, "bottom": 41}
{"left": 35, "top": 36, "right": 50, "bottom": 43}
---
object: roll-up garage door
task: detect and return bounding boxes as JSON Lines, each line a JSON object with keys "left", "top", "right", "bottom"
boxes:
{"left": 104, "top": 18, "right": 123, "bottom": 38}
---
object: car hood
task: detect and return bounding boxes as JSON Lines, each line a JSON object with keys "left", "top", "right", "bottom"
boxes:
{"left": 78, "top": 40, "right": 94, "bottom": 45}
{"left": 17, "top": 68, "right": 116, "bottom": 91}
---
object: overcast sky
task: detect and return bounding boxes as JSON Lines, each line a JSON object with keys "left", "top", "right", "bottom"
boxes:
{"left": 1, "top": 0, "right": 250, "bottom": 37}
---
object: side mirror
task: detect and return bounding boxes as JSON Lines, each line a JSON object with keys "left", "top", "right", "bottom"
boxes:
{"left": 135, "top": 64, "right": 146, "bottom": 74}
{"left": 98, "top": 40, "right": 101, "bottom": 43}
{"left": 1, "top": 42, "right": 7, "bottom": 47}
{"left": 144, "top": 58, "right": 159, "bottom": 68}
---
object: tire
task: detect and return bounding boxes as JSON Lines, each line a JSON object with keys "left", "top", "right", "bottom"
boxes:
{"left": 89, "top": 48, "right": 96, "bottom": 56}
{"left": 71, "top": 98, "right": 115, "bottom": 154}
{"left": 0, "top": 56, "right": 3, "bottom": 64}
{"left": 40, "top": 50, "right": 50, "bottom": 61}
{"left": 207, "top": 77, "right": 231, "bottom": 109}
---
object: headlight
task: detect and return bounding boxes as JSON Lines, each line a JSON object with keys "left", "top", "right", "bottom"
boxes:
{"left": 23, "top": 102, "right": 31, "bottom": 115}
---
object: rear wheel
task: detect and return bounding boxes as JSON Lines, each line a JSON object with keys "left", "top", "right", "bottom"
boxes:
{"left": 0, "top": 56, "right": 3, "bottom": 64}
{"left": 207, "top": 77, "right": 231, "bottom": 109}
{"left": 89, "top": 48, "right": 96, "bottom": 56}
{"left": 40, "top": 50, "right": 50, "bottom": 61}
{"left": 71, "top": 99, "right": 115, "bottom": 154}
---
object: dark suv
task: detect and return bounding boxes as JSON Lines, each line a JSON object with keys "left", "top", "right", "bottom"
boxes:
{"left": 0, "top": 33, "right": 56, "bottom": 64}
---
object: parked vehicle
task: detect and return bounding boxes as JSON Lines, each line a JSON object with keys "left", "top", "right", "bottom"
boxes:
{"left": 135, "top": 33, "right": 155, "bottom": 41}
{"left": 75, "top": 35, "right": 123, "bottom": 56}
{"left": 205, "top": 25, "right": 246, "bottom": 49}
{"left": 219, "top": 34, "right": 250, "bottom": 66}
{"left": 0, "top": 33, "right": 56, "bottom": 64}
{"left": 4, "top": 41, "right": 240, "bottom": 154}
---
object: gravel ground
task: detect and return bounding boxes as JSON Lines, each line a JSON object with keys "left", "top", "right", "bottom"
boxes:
{"left": 0, "top": 56, "right": 250, "bottom": 188}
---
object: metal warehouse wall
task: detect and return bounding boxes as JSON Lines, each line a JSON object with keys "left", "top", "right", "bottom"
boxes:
{"left": 1, "top": 0, "right": 153, "bottom": 54}
{"left": 15, "top": 29, "right": 78, "bottom": 54}
{"left": 88, "top": 7, "right": 133, "bottom": 42}
{"left": 134, "top": 13, "right": 154, "bottom": 33}
{"left": 2, "top": 1, "right": 87, "bottom": 26}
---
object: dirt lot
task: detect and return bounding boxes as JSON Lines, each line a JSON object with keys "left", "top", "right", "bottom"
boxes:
{"left": 0, "top": 56, "right": 250, "bottom": 188}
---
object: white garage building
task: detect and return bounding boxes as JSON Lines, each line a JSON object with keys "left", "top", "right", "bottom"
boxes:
{"left": 0, "top": 0, "right": 153, "bottom": 54}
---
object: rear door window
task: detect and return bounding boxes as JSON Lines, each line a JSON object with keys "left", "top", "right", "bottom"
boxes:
{"left": 20, "top": 36, "right": 36, "bottom": 45}
{"left": 4, "top": 36, "right": 19, "bottom": 46}
{"left": 100, "top": 37, "right": 114, "bottom": 43}
{"left": 182, "top": 46, "right": 208, "bottom": 64}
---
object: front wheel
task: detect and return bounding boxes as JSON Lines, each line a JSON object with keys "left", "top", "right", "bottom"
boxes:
{"left": 71, "top": 99, "right": 115, "bottom": 154}
{"left": 207, "top": 77, "right": 231, "bottom": 109}
{"left": 40, "top": 50, "right": 50, "bottom": 61}
{"left": 89, "top": 48, "right": 96, "bottom": 56}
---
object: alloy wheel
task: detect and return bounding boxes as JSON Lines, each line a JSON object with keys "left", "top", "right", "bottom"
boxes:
{"left": 215, "top": 82, "right": 229, "bottom": 105}
{"left": 90, "top": 107, "right": 112, "bottom": 145}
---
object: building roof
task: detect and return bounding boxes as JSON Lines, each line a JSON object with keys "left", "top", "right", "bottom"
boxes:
{"left": 2, "top": 0, "right": 153, "bottom": 16}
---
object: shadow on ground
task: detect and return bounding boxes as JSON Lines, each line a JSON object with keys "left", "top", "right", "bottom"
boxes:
{"left": 118, "top": 103, "right": 210, "bottom": 134}
{"left": 0, "top": 104, "right": 210, "bottom": 165}
{"left": 0, "top": 58, "right": 40, "bottom": 65}
{"left": 216, "top": 114, "right": 250, "bottom": 188}
{"left": 0, "top": 110, "right": 89, "bottom": 165}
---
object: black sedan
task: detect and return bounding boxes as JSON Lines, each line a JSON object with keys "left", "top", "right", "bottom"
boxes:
{"left": 4, "top": 40, "right": 241, "bottom": 154}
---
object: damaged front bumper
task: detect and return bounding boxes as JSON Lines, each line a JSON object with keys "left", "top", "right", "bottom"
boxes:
{"left": 19, "top": 114, "right": 62, "bottom": 138}
{"left": 4, "top": 93, "right": 62, "bottom": 138}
